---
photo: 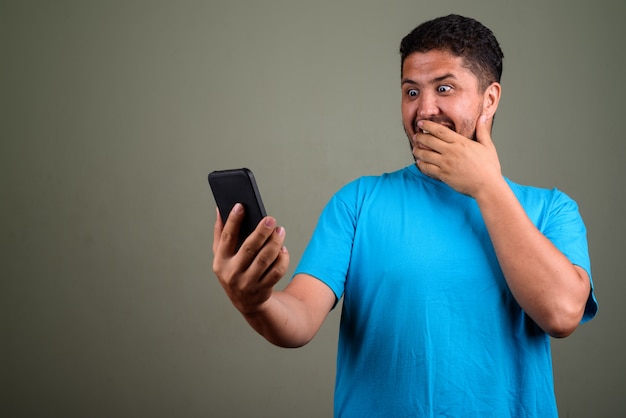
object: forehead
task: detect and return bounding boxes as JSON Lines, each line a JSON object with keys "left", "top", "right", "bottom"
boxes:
{"left": 401, "top": 50, "right": 478, "bottom": 86}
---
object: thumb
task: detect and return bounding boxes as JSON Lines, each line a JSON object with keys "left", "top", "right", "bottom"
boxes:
{"left": 476, "top": 114, "right": 493, "bottom": 145}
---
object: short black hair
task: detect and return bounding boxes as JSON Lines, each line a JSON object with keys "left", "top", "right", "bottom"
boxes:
{"left": 399, "top": 14, "right": 504, "bottom": 90}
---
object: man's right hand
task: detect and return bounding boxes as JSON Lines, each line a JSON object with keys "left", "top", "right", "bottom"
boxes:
{"left": 212, "top": 203, "right": 290, "bottom": 315}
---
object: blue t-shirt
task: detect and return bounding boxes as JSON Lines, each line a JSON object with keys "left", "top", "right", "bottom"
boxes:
{"left": 294, "top": 164, "right": 597, "bottom": 417}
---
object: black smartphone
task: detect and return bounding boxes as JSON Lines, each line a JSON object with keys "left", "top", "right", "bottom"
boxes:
{"left": 208, "top": 168, "right": 267, "bottom": 249}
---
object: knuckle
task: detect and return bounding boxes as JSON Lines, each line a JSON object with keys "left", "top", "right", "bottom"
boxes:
{"left": 231, "top": 280, "right": 248, "bottom": 295}
{"left": 220, "top": 230, "right": 237, "bottom": 244}
{"left": 242, "top": 244, "right": 257, "bottom": 257}
{"left": 211, "top": 254, "right": 222, "bottom": 271}
{"left": 256, "top": 252, "right": 274, "bottom": 269}
{"left": 273, "top": 263, "right": 287, "bottom": 278}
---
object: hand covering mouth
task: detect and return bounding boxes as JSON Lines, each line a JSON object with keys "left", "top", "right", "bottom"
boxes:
{"left": 414, "top": 120, "right": 455, "bottom": 152}
{"left": 415, "top": 119, "right": 455, "bottom": 135}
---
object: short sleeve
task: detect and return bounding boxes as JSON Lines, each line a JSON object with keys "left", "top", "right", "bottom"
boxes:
{"left": 292, "top": 181, "right": 360, "bottom": 301}
{"left": 542, "top": 191, "right": 598, "bottom": 323}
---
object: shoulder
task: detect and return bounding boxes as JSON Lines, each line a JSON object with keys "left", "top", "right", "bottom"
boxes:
{"left": 505, "top": 178, "right": 584, "bottom": 233}
{"left": 335, "top": 166, "right": 416, "bottom": 198}
{"left": 506, "top": 178, "right": 579, "bottom": 211}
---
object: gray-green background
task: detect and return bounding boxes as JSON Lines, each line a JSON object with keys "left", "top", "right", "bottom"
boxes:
{"left": 2, "top": 1, "right": 624, "bottom": 417}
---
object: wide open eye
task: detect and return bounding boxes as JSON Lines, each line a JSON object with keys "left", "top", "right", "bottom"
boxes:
{"left": 408, "top": 89, "right": 418, "bottom": 97}
{"left": 437, "top": 85, "right": 452, "bottom": 93}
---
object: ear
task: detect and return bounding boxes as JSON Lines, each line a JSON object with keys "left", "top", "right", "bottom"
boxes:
{"left": 482, "top": 82, "right": 501, "bottom": 118}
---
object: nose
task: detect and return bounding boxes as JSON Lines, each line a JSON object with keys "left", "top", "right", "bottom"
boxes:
{"left": 416, "top": 91, "right": 439, "bottom": 119}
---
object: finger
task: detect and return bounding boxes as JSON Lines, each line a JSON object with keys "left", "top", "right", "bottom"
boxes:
{"left": 260, "top": 244, "right": 290, "bottom": 287}
{"left": 241, "top": 223, "right": 285, "bottom": 277}
{"left": 413, "top": 134, "right": 444, "bottom": 159}
{"left": 418, "top": 120, "right": 455, "bottom": 143}
{"left": 212, "top": 207, "right": 223, "bottom": 255}
{"left": 414, "top": 154, "right": 442, "bottom": 180}
{"left": 475, "top": 114, "right": 494, "bottom": 146}
{"left": 236, "top": 215, "right": 278, "bottom": 264}
{"left": 413, "top": 142, "right": 443, "bottom": 167}
{"left": 216, "top": 203, "right": 245, "bottom": 256}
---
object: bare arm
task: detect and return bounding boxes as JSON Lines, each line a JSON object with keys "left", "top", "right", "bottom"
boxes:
{"left": 473, "top": 175, "right": 590, "bottom": 337}
{"left": 414, "top": 115, "right": 591, "bottom": 337}
{"left": 212, "top": 204, "right": 335, "bottom": 347}
{"left": 238, "top": 275, "right": 336, "bottom": 347}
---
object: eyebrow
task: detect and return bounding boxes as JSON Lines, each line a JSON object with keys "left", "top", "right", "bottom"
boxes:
{"left": 401, "top": 73, "right": 457, "bottom": 86}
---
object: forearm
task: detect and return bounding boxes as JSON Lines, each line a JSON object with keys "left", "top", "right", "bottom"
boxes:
{"left": 475, "top": 177, "right": 590, "bottom": 337}
{"left": 240, "top": 291, "right": 318, "bottom": 348}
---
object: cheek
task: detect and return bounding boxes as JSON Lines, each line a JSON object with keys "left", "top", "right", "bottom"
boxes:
{"left": 454, "top": 117, "right": 477, "bottom": 138}
{"left": 449, "top": 103, "right": 482, "bottom": 136}
{"left": 401, "top": 104, "right": 416, "bottom": 127}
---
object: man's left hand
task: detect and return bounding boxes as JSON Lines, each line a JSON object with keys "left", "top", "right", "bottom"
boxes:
{"left": 412, "top": 115, "right": 502, "bottom": 197}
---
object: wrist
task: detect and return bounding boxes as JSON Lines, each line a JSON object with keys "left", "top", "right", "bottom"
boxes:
{"left": 233, "top": 293, "right": 274, "bottom": 317}
{"left": 472, "top": 174, "right": 508, "bottom": 204}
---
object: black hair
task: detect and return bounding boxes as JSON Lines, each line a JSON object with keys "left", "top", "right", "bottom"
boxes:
{"left": 399, "top": 14, "right": 504, "bottom": 90}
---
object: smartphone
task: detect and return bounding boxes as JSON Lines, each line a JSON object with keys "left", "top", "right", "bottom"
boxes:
{"left": 208, "top": 168, "right": 267, "bottom": 249}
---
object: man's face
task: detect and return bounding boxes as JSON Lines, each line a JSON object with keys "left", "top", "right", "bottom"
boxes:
{"left": 401, "top": 50, "right": 487, "bottom": 150}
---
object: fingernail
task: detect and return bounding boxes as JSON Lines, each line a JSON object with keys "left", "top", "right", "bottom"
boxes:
{"left": 264, "top": 217, "right": 276, "bottom": 228}
{"left": 232, "top": 203, "right": 243, "bottom": 214}
{"left": 276, "top": 226, "right": 285, "bottom": 237}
